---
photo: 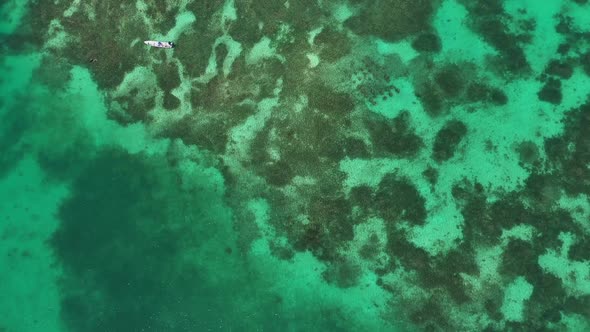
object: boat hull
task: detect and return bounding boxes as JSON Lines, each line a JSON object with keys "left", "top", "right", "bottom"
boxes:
{"left": 144, "top": 40, "right": 174, "bottom": 49}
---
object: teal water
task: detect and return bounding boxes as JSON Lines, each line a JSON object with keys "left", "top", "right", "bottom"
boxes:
{"left": 1, "top": 0, "right": 589, "bottom": 331}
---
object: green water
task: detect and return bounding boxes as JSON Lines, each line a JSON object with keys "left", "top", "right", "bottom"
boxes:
{"left": 1, "top": 0, "right": 589, "bottom": 331}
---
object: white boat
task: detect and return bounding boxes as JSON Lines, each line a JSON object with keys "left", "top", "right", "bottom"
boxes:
{"left": 144, "top": 40, "right": 175, "bottom": 49}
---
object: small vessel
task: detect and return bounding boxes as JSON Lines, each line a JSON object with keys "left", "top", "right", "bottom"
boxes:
{"left": 144, "top": 40, "right": 175, "bottom": 49}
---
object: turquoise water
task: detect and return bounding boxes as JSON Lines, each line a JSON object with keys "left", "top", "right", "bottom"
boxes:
{"left": 1, "top": 0, "right": 589, "bottom": 331}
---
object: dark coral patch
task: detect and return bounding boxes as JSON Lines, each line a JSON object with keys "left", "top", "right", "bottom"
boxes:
{"left": 365, "top": 111, "right": 423, "bottom": 158}
{"left": 281, "top": 41, "right": 315, "bottom": 95}
{"left": 163, "top": 92, "right": 181, "bottom": 110}
{"left": 479, "top": 19, "right": 529, "bottom": 73}
{"left": 269, "top": 241, "right": 295, "bottom": 261}
{"left": 468, "top": 0, "right": 504, "bottom": 15}
{"left": 153, "top": 61, "right": 181, "bottom": 93}
{"left": 432, "top": 120, "right": 467, "bottom": 162}
{"left": 108, "top": 88, "right": 156, "bottom": 125}
{"left": 314, "top": 26, "right": 352, "bottom": 62}
{"left": 309, "top": 195, "right": 354, "bottom": 242}
{"left": 192, "top": 56, "right": 282, "bottom": 111}
{"left": 317, "top": 134, "right": 348, "bottom": 161}
{"left": 186, "top": 0, "right": 225, "bottom": 24}
{"left": 465, "top": 83, "right": 490, "bottom": 103}
{"left": 322, "top": 259, "right": 362, "bottom": 288}
{"left": 409, "top": 300, "right": 449, "bottom": 330}
{"left": 259, "top": 159, "right": 295, "bottom": 187}
{"left": 552, "top": 103, "right": 590, "bottom": 194}
{"left": 557, "top": 43, "right": 571, "bottom": 55}
{"left": 568, "top": 236, "right": 590, "bottom": 261}
{"left": 456, "top": 183, "right": 498, "bottom": 245}
{"left": 307, "top": 84, "right": 356, "bottom": 116}
{"left": 523, "top": 172, "right": 561, "bottom": 209}
{"left": 415, "top": 81, "right": 444, "bottom": 116}
{"left": 375, "top": 173, "right": 426, "bottom": 225}
{"left": 527, "top": 273, "right": 567, "bottom": 313}
{"left": 526, "top": 272, "right": 567, "bottom": 321}
{"left": 248, "top": 123, "right": 272, "bottom": 166}
{"left": 358, "top": 233, "right": 382, "bottom": 260}
{"left": 412, "top": 32, "right": 442, "bottom": 53}
{"left": 292, "top": 195, "right": 354, "bottom": 261}
{"left": 545, "top": 59, "right": 574, "bottom": 79}
{"left": 466, "top": 83, "right": 508, "bottom": 105}
{"left": 516, "top": 141, "right": 540, "bottom": 167}
{"left": 245, "top": 0, "right": 321, "bottom": 36}
{"left": 440, "top": 244, "right": 479, "bottom": 276}
{"left": 230, "top": 102, "right": 259, "bottom": 124}
{"left": 422, "top": 166, "right": 439, "bottom": 187}
{"left": 435, "top": 65, "right": 465, "bottom": 97}
{"left": 59, "top": 6, "right": 149, "bottom": 89}
{"left": 214, "top": 42, "right": 229, "bottom": 70}
{"left": 233, "top": 207, "right": 262, "bottom": 254}
{"left": 384, "top": 229, "right": 430, "bottom": 278}
{"left": 228, "top": 3, "right": 264, "bottom": 46}
{"left": 145, "top": 0, "right": 180, "bottom": 33}
{"left": 539, "top": 209, "right": 580, "bottom": 250}
{"left": 499, "top": 239, "right": 541, "bottom": 278}
{"left": 158, "top": 113, "right": 228, "bottom": 153}
{"left": 417, "top": 244, "right": 478, "bottom": 304}
{"left": 283, "top": 0, "right": 324, "bottom": 33}
{"left": 488, "top": 194, "right": 539, "bottom": 229}
{"left": 32, "top": 55, "right": 73, "bottom": 91}
{"left": 548, "top": 103, "right": 590, "bottom": 195}
{"left": 345, "top": 0, "right": 436, "bottom": 42}
{"left": 581, "top": 51, "right": 590, "bottom": 77}
{"left": 349, "top": 185, "right": 375, "bottom": 217}
{"left": 489, "top": 87, "right": 509, "bottom": 105}
{"left": 555, "top": 15, "right": 578, "bottom": 35}
{"left": 191, "top": 76, "right": 245, "bottom": 110}
{"left": 460, "top": 0, "right": 530, "bottom": 74}
{"left": 27, "top": 1, "right": 67, "bottom": 45}
{"left": 544, "top": 136, "right": 571, "bottom": 168}
{"left": 564, "top": 295, "right": 590, "bottom": 317}
{"left": 538, "top": 78, "right": 562, "bottom": 104}
{"left": 484, "top": 297, "right": 504, "bottom": 321}
{"left": 258, "top": 103, "right": 354, "bottom": 182}
{"left": 175, "top": 29, "right": 217, "bottom": 78}
{"left": 337, "top": 137, "right": 369, "bottom": 159}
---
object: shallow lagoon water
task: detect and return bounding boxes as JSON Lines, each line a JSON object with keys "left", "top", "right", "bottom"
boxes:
{"left": 1, "top": 1, "right": 589, "bottom": 331}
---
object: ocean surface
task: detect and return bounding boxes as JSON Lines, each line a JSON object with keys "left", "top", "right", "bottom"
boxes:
{"left": 1, "top": 0, "right": 589, "bottom": 331}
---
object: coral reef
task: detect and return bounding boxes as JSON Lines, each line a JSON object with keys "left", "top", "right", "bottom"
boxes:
{"left": 13, "top": 0, "right": 590, "bottom": 330}
{"left": 433, "top": 120, "right": 467, "bottom": 162}
{"left": 345, "top": 0, "right": 438, "bottom": 42}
